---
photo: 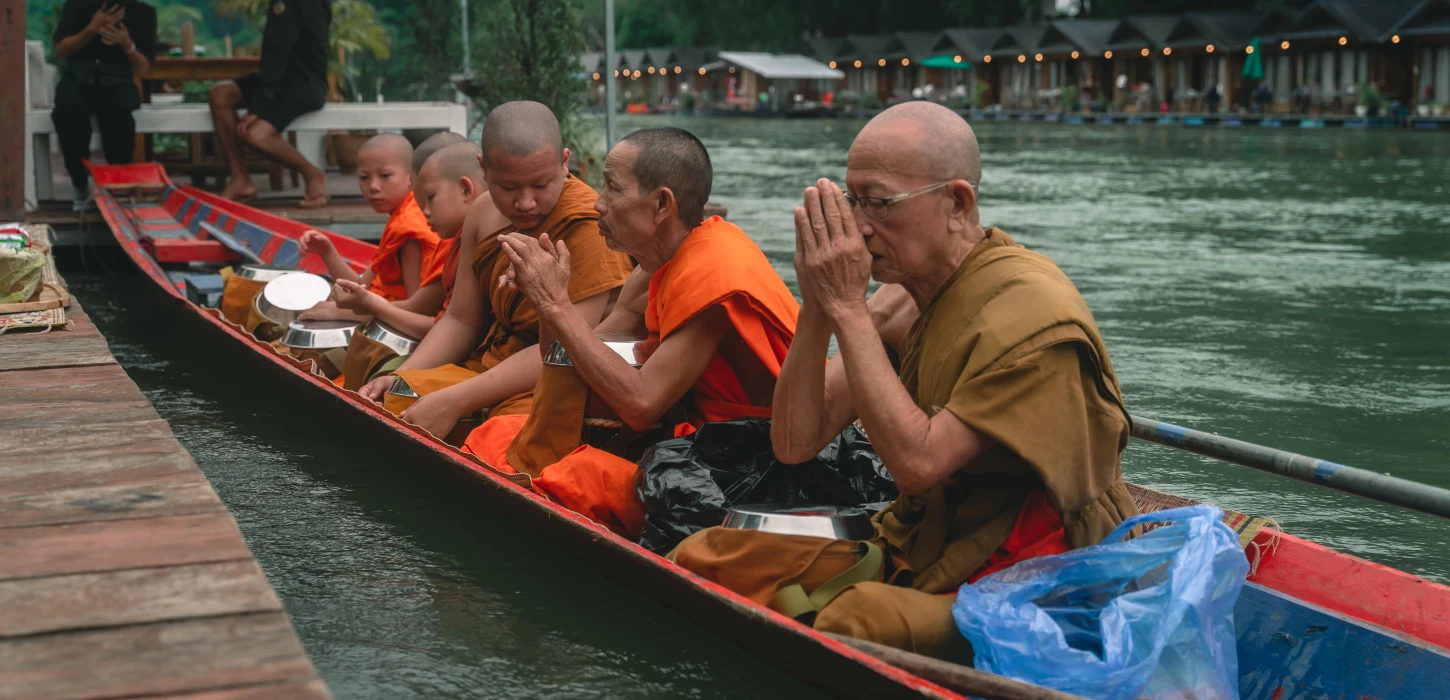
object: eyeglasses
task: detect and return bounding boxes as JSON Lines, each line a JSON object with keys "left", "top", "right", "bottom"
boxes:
{"left": 844, "top": 180, "right": 958, "bottom": 219}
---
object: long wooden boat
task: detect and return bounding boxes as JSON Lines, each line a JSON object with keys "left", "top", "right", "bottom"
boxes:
{"left": 89, "top": 163, "right": 1450, "bottom": 700}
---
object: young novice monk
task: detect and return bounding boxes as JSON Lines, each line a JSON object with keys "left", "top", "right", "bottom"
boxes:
{"left": 299, "top": 133, "right": 441, "bottom": 320}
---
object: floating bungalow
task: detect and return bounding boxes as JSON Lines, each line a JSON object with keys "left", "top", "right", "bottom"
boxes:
{"left": 586, "top": 0, "right": 1450, "bottom": 119}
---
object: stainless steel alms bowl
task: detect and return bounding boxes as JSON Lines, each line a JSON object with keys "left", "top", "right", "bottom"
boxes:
{"left": 279, "top": 319, "right": 356, "bottom": 350}
{"left": 236, "top": 264, "right": 296, "bottom": 282}
{"left": 541, "top": 340, "right": 643, "bottom": 368}
{"left": 254, "top": 272, "right": 331, "bottom": 326}
{"left": 722, "top": 504, "right": 876, "bottom": 541}
{"left": 386, "top": 375, "right": 418, "bottom": 398}
{"left": 360, "top": 319, "right": 419, "bottom": 356}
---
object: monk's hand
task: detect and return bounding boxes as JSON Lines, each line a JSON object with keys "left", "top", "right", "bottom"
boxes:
{"left": 332, "top": 279, "right": 376, "bottom": 314}
{"left": 358, "top": 374, "right": 393, "bottom": 403}
{"left": 797, "top": 178, "right": 871, "bottom": 319}
{"left": 298, "top": 300, "right": 344, "bottom": 321}
{"left": 400, "top": 390, "right": 463, "bottom": 440}
{"left": 498, "top": 232, "right": 572, "bottom": 316}
{"left": 298, "top": 230, "right": 334, "bottom": 258}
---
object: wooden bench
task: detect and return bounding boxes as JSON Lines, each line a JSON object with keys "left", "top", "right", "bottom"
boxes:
{"left": 26, "top": 101, "right": 468, "bottom": 206}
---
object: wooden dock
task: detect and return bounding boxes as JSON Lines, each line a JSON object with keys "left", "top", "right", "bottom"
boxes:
{"left": 0, "top": 287, "right": 328, "bottom": 698}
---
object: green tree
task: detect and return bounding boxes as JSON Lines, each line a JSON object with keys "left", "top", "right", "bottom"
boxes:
{"left": 471, "top": 0, "right": 590, "bottom": 148}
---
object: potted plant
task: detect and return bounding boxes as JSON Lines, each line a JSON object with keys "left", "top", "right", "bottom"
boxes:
{"left": 1060, "top": 84, "right": 1080, "bottom": 113}
{"left": 974, "top": 80, "right": 992, "bottom": 109}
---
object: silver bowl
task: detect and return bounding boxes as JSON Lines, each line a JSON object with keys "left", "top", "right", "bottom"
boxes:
{"left": 360, "top": 319, "right": 419, "bottom": 356}
{"left": 722, "top": 504, "right": 876, "bottom": 541}
{"left": 254, "top": 272, "right": 331, "bottom": 326}
{"left": 541, "top": 339, "right": 643, "bottom": 368}
{"left": 280, "top": 319, "right": 356, "bottom": 349}
{"left": 236, "top": 264, "right": 296, "bottom": 282}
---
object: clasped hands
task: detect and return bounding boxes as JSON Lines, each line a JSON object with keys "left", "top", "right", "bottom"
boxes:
{"left": 497, "top": 232, "right": 572, "bottom": 318}
{"left": 794, "top": 178, "right": 872, "bottom": 321}
{"left": 89, "top": 3, "right": 132, "bottom": 51}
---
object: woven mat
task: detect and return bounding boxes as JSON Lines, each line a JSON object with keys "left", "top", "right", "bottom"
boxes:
{"left": 1127, "top": 482, "right": 1277, "bottom": 550}
{"left": 0, "top": 306, "right": 69, "bottom": 334}
{"left": 0, "top": 224, "right": 71, "bottom": 320}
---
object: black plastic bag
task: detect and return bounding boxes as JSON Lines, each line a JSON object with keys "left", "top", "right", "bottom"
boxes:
{"left": 635, "top": 419, "right": 897, "bottom": 553}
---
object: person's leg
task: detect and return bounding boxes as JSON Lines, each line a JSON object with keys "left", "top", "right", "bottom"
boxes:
{"left": 239, "top": 118, "right": 328, "bottom": 207}
{"left": 51, "top": 77, "right": 95, "bottom": 199}
{"left": 207, "top": 81, "right": 256, "bottom": 201}
{"left": 96, "top": 82, "right": 141, "bottom": 166}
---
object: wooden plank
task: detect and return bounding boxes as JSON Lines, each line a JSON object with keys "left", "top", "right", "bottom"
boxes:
{"left": 0, "top": 363, "right": 145, "bottom": 398}
{"left": 0, "top": 419, "right": 176, "bottom": 457}
{"left": 0, "top": 333, "right": 116, "bottom": 372}
{"left": 148, "top": 680, "right": 332, "bottom": 700}
{"left": 0, "top": 512, "right": 247, "bottom": 580}
{"left": 0, "top": 561, "right": 282, "bottom": 637}
{"left": 0, "top": 448, "right": 197, "bottom": 495}
{"left": 0, "top": 612, "right": 317, "bottom": 700}
{"left": 0, "top": 473, "right": 225, "bottom": 529}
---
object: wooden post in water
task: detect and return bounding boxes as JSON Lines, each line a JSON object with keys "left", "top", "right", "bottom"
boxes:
{"left": 0, "top": 0, "right": 26, "bottom": 218}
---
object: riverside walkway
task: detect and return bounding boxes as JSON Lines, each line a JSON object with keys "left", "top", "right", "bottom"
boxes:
{"left": 0, "top": 275, "right": 327, "bottom": 699}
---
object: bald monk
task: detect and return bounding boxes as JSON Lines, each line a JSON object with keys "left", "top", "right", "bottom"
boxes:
{"left": 357, "top": 101, "right": 634, "bottom": 440}
{"left": 461, "top": 127, "right": 799, "bottom": 537}
{"left": 300, "top": 133, "right": 441, "bottom": 321}
{"left": 670, "top": 103, "right": 1137, "bottom": 660}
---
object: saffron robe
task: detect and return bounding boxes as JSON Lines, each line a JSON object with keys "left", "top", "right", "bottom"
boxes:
{"left": 462, "top": 217, "right": 800, "bottom": 537}
{"left": 367, "top": 193, "right": 441, "bottom": 302}
{"left": 670, "top": 228, "right": 1135, "bottom": 658}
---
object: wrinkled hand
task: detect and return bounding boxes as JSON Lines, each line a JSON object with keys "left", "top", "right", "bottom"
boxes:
{"left": 238, "top": 113, "right": 261, "bottom": 139}
{"left": 98, "top": 22, "right": 132, "bottom": 49}
{"left": 298, "top": 229, "right": 334, "bottom": 258}
{"left": 498, "top": 232, "right": 571, "bottom": 314}
{"left": 359, "top": 374, "right": 394, "bottom": 403}
{"left": 87, "top": 3, "right": 125, "bottom": 33}
{"left": 795, "top": 178, "right": 871, "bottom": 319}
{"left": 332, "top": 279, "right": 376, "bottom": 313}
{"left": 400, "top": 390, "right": 463, "bottom": 439}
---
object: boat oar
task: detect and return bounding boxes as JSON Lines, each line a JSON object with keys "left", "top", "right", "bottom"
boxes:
{"left": 1130, "top": 416, "right": 1450, "bottom": 520}
{"left": 823, "top": 633, "right": 1085, "bottom": 700}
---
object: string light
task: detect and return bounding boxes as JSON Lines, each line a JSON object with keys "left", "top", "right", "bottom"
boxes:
{"left": 697, "top": 67, "right": 706, "bottom": 75}
{"left": 878, "top": 58, "right": 886, "bottom": 66}
{"left": 1245, "top": 45, "right": 1254, "bottom": 54}
{"left": 1034, "top": 53, "right": 1043, "bottom": 62}
{"left": 1071, "top": 50, "right": 1079, "bottom": 59}
{"left": 647, "top": 66, "right": 655, "bottom": 74}
{"left": 1391, "top": 35, "right": 1401, "bottom": 44}
{"left": 953, "top": 55, "right": 962, "bottom": 63}
{"left": 1163, "top": 47, "right": 1172, "bottom": 56}
{"left": 1206, "top": 44, "right": 1215, "bottom": 53}
{"left": 592, "top": 72, "right": 599, "bottom": 80}
{"left": 1018, "top": 54, "right": 1026, "bottom": 63}
{"left": 984, "top": 55, "right": 992, "bottom": 63}
{"left": 1104, "top": 50, "right": 1113, "bottom": 59}
{"left": 854, "top": 59, "right": 862, "bottom": 68}
{"left": 829, "top": 61, "right": 837, "bottom": 68}
{"left": 613, "top": 69, "right": 619, "bottom": 77}
{"left": 1280, "top": 41, "right": 1290, "bottom": 50}
{"left": 1140, "top": 48, "right": 1150, "bottom": 57}
{"left": 674, "top": 66, "right": 681, "bottom": 74}
{"left": 728, "top": 66, "right": 735, "bottom": 73}
{"left": 1338, "top": 36, "right": 1348, "bottom": 46}
{"left": 901, "top": 58, "right": 910, "bottom": 66}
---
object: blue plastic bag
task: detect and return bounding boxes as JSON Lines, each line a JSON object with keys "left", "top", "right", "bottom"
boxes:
{"left": 953, "top": 505, "right": 1248, "bottom": 700}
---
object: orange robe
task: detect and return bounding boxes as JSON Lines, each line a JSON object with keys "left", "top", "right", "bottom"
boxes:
{"left": 367, "top": 193, "right": 442, "bottom": 302}
{"left": 463, "top": 217, "right": 800, "bottom": 537}
{"left": 390, "top": 175, "right": 632, "bottom": 419}
{"left": 421, "top": 235, "right": 463, "bottom": 319}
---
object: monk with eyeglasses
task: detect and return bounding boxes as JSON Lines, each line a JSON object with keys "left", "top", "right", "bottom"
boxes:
{"left": 669, "top": 102, "right": 1137, "bottom": 661}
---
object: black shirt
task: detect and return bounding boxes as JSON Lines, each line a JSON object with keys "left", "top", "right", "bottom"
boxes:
{"left": 253, "top": 0, "right": 332, "bottom": 115}
{"left": 52, "top": 0, "right": 158, "bottom": 87}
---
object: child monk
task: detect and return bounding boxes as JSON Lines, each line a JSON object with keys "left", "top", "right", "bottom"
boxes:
{"left": 299, "top": 133, "right": 440, "bottom": 321}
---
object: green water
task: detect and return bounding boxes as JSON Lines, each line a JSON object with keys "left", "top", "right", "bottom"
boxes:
{"left": 70, "top": 116, "right": 1450, "bottom": 698}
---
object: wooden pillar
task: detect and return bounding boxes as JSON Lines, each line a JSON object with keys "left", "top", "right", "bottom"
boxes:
{"left": 1, "top": 0, "right": 26, "bottom": 218}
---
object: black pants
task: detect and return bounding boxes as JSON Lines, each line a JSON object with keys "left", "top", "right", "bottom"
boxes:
{"left": 52, "top": 76, "right": 142, "bottom": 189}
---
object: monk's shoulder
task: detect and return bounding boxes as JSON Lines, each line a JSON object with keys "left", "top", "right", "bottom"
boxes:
{"left": 468, "top": 193, "right": 510, "bottom": 236}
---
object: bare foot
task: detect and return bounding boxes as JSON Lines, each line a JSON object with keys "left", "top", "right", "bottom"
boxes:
{"left": 298, "top": 170, "right": 329, "bottom": 209}
{"left": 220, "top": 176, "right": 257, "bottom": 202}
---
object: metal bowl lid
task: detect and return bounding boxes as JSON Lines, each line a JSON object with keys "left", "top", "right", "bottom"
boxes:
{"left": 236, "top": 264, "right": 296, "bottom": 282}
{"left": 541, "top": 339, "right": 643, "bottom": 368}
{"left": 722, "top": 504, "right": 876, "bottom": 541}
{"left": 261, "top": 272, "right": 331, "bottom": 312}
{"left": 361, "top": 319, "right": 419, "bottom": 356}
{"left": 279, "top": 319, "right": 356, "bottom": 349}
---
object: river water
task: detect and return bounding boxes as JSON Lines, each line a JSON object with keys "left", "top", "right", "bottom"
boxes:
{"left": 70, "top": 116, "right": 1449, "bottom": 698}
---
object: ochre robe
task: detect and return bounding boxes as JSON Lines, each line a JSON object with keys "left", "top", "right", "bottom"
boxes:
{"left": 462, "top": 217, "right": 799, "bottom": 537}
{"left": 367, "top": 193, "right": 441, "bottom": 302}
{"left": 669, "top": 227, "right": 1135, "bottom": 660}
{"left": 388, "top": 175, "right": 632, "bottom": 419}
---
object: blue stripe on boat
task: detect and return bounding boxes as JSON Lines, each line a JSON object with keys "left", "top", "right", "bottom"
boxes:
{"left": 188, "top": 204, "right": 212, "bottom": 236}
{"left": 273, "top": 239, "right": 301, "bottom": 267}
{"left": 231, "top": 221, "right": 273, "bottom": 254}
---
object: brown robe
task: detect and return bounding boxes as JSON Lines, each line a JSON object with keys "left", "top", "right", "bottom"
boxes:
{"left": 669, "top": 227, "right": 1135, "bottom": 659}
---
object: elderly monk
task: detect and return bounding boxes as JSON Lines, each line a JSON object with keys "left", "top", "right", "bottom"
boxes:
{"left": 461, "top": 127, "right": 799, "bottom": 536}
{"left": 669, "top": 102, "right": 1136, "bottom": 660}
{"left": 357, "top": 101, "right": 633, "bottom": 441}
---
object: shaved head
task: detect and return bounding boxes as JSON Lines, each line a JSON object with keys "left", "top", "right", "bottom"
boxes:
{"left": 480, "top": 101, "right": 563, "bottom": 168}
{"left": 421, "top": 141, "right": 485, "bottom": 182}
{"left": 618, "top": 127, "right": 712, "bottom": 227}
{"left": 854, "top": 102, "right": 980, "bottom": 190}
{"left": 359, "top": 132, "right": 414, "bottom": 167}
{"left": 413, "top": 131, "right": 469, "bottom": 173}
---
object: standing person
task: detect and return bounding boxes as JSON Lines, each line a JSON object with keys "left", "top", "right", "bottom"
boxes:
{"left": 1205, "top": 82, "right": 1221, "bottom": 114}
{"left": 207, "top": 0, "right": 332, "bottom": 207}
{"left": 50, "top": 0, "right": 157, "bottom": 212}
